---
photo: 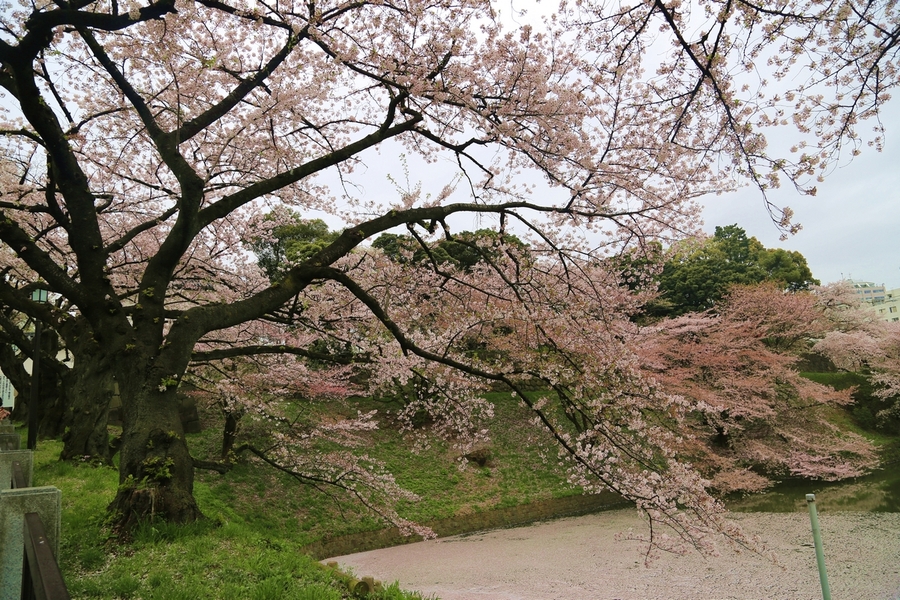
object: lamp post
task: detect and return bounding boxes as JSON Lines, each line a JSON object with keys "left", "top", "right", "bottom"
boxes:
{"left": 27, "top": 286, "right": 48, "bottom": 451}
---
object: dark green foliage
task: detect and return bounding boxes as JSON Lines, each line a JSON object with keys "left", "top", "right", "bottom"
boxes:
{"left": 758, "top": 247, "right": 819, "bottom": 291}
{"left": 370, "top": 232, "right": 420, "bottom": 264}
{"left": 372, "top": 229, "right": 529, "bottom": 272}
{"left": 248, "top": 211, "right": 340, "bottom": 282}
{"left": 613, "top": 241, "right": 665, "bottom": 292}
{"left": 655, "top": 224, "right": 818, "bottom": 315}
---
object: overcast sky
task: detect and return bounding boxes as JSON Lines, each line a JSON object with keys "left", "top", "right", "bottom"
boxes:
{"left": 701, "top": 101, "right": 900, "bottom": 290}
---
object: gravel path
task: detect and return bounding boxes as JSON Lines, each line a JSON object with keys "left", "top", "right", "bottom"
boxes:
{"left": 327, "top": 510, "right": 900, "bottom": 599}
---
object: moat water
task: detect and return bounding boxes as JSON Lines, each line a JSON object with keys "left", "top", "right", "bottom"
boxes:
{"left": 728, "top": 463, "right": 900, "bottom": 512}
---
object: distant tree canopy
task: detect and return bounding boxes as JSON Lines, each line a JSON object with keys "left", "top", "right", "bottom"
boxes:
{"left": 248, "top": 213, "right": 340, "bottom": 282}
{"left": 372, "top": 229, "right": 529, "bottom": 272}
{"left": 653, "top": 225, "right": 819, "bottom": 316}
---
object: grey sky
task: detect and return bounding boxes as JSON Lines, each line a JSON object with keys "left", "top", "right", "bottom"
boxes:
{"left": 701, "top": 103, "right": 900, "bottom": 290}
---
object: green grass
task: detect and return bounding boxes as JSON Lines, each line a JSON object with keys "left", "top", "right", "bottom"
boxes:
{"left": 21, "top": 391, "right": 573, "bottom": 599}
{"left": 193, "top": 391, "right": 575, "bottom": 542}
{"left": 27, "top": 440, "right": 353, "bottom": 599}
{"left": 36, "top": 444, "right": 441, "bottom": 599}
{"left": 362, "top": 391, "right": 578, "bottom": 521}
{"left": 800, "top": 371, "right": 866, "bottom": 389}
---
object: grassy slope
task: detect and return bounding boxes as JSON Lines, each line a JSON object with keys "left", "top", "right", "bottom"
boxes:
{"left": 32, "top": 392, "right": 574, "bottom": 599}
{"left": 800, "top": 371, "right": 900, "bottom": 447}
{"left": 31, "top": 381, "right": 897, "bottom": 598}
{"left": 34, "top": 439, "right": 373, "bottom": 600}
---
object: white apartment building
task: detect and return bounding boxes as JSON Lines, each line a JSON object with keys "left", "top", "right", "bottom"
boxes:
{"left": 848, "top": 280, "right": 888, "bottom": 303}
{"left": 848, "top": 280, "right": 900, "bottom": 322}
{"left": 872, "top": 288, "right": 900, "bottom": 323}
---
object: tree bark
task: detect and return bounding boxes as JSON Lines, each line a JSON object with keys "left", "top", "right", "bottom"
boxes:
{"left": 107, "top": 370, "right": 201, "bottom": 532}
{"left": 60, "top": 374, "right": 113, "bottom": 462}
{"left": 59, "top": 329, "right": 115, "bottom": 462}
{"left": 221, "top": 409, "right": 242, "bottom": 462}
{"left": 0, "top": 343, "right": 30, "bottom": 422}
{"left": 0, "top": 326, "right": 68, "bottom": 438}
{"left": 37, "top": 369, "right": 66, "bottom": 439}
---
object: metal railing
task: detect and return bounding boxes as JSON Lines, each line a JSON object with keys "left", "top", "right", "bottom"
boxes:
{"left": 8, "top": 460, "right": 70, "bottom": 600}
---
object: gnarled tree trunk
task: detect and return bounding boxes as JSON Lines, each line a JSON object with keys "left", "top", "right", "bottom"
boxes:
{"left": 60, "top": 374, "right": 114, "bottom": 463}
{"left": 221, "top": 407, "right": 243, "bottom": 462}
{"left": 0, "top": 343, "right": 29, "bottom": 422}
{"left": 28, "top": 329, "right": 65, "bottom": 440}
{"left": 60, "top": 328, "right": 116, "bottom": 463}
{"left": 107, "top": 362, "right": 201, "bottom": 533}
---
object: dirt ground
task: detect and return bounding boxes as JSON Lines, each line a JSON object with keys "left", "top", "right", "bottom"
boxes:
{"left": 327, "top": 509, "right": 900, "bottom": 600}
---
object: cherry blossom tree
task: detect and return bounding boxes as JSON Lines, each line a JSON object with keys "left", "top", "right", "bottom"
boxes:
{"left": 0, "top": 0, "right": 896, "bottom": 540}
{"left": 566, "top": 0, "right": 899, "bottom": 229}
{"left": 187, "top": 323, "right": 440, "bottom": 535}
{"left": 813, "top": 285, "right": 900, "bottom": 431}
{"left": 717, "top": 281, "right": 826, "bottom": 351}
{"left": 636, "top": 284, "right": 878, "bottom": 494}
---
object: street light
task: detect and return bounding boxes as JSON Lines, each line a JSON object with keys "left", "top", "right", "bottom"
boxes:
{"left": 27, "top": 286, "right": 47, "bottom": 450}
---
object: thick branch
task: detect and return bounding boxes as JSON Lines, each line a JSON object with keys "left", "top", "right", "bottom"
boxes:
{"left": 174, "top": 29, "right": 305, "bottom": 144}
{"left": 191, "top": 344, "right": 360, "bottom": 364}
{"left": 19, "top": 1, "right": 176, "bottom": 51}
{"left": 197, "top": 100, "right": 422, "bottom": 229}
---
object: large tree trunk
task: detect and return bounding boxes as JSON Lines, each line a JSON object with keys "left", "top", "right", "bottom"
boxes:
{"left": 36, "top": 366, "right": 66, "bottom": 439}
{"left": 107, "top": 372, "right": 201, "bottom": 532}
{"left": 60, "top": 330, "right": 115, "bottom": 463}
{"left": 26, "top": 327, "right": 67, "bottom": 440}
{"left": 60, "top": 371, "right": 113, "bottom": 463}
{"left": 0, "top": 329, "right": 66, "bottom": 436}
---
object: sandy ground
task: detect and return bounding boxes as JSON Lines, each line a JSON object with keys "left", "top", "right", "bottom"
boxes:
{"left": 327, "top": 510, "right": 900, "bottom": 600}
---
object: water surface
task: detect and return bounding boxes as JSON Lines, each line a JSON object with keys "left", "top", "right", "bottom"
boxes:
{"left": 728, "top": 465, "right": 900, "bottom": 512}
